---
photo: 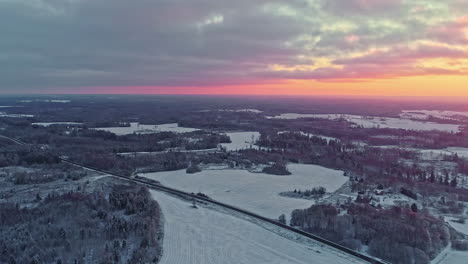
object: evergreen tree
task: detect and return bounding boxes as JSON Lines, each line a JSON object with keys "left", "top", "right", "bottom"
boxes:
{"left": 278, "top": 214, "right": 286, "bottom": 224}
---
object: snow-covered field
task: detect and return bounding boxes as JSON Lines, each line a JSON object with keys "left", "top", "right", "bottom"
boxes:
{"left": 446, "top": 217, "right": 468, "bottom": 236}
{"left": 219, "top": 109, "right": 263, "bottom": 113}
{"left": 412, "top": 148, "right": 468, "bottom": 160}
{"left": 376, "top": 194, "right": 412, "bottom": 207}
{"left": 374, "top": 146, "right": 468, "bottom": 160}
{"left": 278, "top": 131, "right": 337, "bottom": 142}
{"left": 200, "top": 109, "right": 263, "bottom": 113}
{"left": 446, "top": 147, "right": 468, "bottom": 159}
{"left": 432, "top": 245, "right": 468, "bottom": 264}
{"left": 18, "top": 99, "right": 71, "bottom": 103}
{"left": 401, "top": 110, "right": 468, "bottom": 121}
{"left": 0, "top": 112, "right": 34, "bottom": 118}
{"left": 117, "top": 148, "right": 219, "bottom": 156}
{"left": 92, "top": 122, "right": 199, "bottom": 135}
{"left": 220, "top": 131, "right": 260, "bottom": 151}
{"left": 151, "top": 190, "right": 365, "bottom": 264}
{"left": 32, "top": 122, "right": 83, "bottom": 127}
{"left": 269, "top": 113, "right": 461, "bottom": 132}
{"left": 142, "top": 164, "right": 347, "bottom": 219}
{"left": 436, "top": 250, "right": 468, "bottom": 264}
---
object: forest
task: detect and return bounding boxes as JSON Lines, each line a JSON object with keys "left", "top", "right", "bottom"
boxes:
{"left": 0, "top": 184, "right": 162, "bottom": 264}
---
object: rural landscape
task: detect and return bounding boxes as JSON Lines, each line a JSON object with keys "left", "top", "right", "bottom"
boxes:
{"left": 0, "top": 95, "right": 467, "bottom": 264}
{"left": 2, "top": 0, "right": 468, "bottom": 263}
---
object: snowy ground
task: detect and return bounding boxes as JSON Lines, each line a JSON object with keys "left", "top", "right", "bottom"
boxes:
{"left": 446, "top": 147, "right": 468, "bottom": 159}
{"left": 151, "top": 190, "right": 366, "bottom": 264}
{"left": 0, "top": 112, "right": 34, "bottom": 118}
{"left": 199, "top": 109, "right": 263, "bottom": 113}
{"left": 219, "top": 109, "right": 263, "bottom": 113}
{"left": 446, "top": 217, "right": 468, "bottom": 236}
{"left": 401, "top": 110, "right": 468, "bottom": 121}
{"left": 437, "top": 251, "right": 468, "bottom": 264}
{"left": 117, "top": 148, "right": 219, "bottom": 156}
{"left": 142, "top": 164, "right": 347, "bottom": 220}
{"left": 374, "top": 194, "right": 412, "bottom": 208}
{"left": 19, "top": 99, "right": 70, "bottom": 103}
{"left": 32, "top": 122, "right": 83, "bottom": 127}
{"left": 92, "top": 122, "right": 199, "bottom": 135}
{"left": 220, "top": 131, "right": 260, "bottom": 151}
{"left": 436, "top": 217, "right": 468, "bottom": 264}
{"left": 373, "top": 146, "right": 468, "bottom": 160}
{"left": 414, "top": 148, "right": 468, "bottom": 160}
{"left": 432, "top": 246, "right": 468, "bottom": 264}
{"left": 278, "top": 131, "right": 337, "bottom": 143}
{"left": 269, "top": 113, "right": 461, "bottom": 132}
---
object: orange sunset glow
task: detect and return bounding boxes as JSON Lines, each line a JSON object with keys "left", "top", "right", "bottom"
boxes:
{"left": 64, "top": 75, "right": 468, "bottom": 97}
{"left": 1, "top": 0, "right": 467, "bottom": 96}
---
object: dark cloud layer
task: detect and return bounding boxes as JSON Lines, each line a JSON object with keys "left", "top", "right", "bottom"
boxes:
{"left": 0, "top": 0, "right": 467, "bottom": 91}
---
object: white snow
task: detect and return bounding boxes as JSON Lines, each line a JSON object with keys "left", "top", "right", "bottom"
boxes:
{"left": 278, "top": 131, "right": 337, "bottom": 143}
{"left": 269, "top": 113, "right": 461, "bottom": 132}
{"left": 220, "top": 109, "right": 263, "bottom": 113}
{"left": 32, "top": 122, "right": 83, "bottom": 127}
{"left": 220, "top": 131, "right": 260, "bottom": 151}
{"left": 437, "top": 251, "right": 468, "bottom": 264}
{"left": 446, "top": 217, "right": 468, "bottom": 236}
{"left": 401, "top": 110, "right": 468, "bottom": 121}
{"left": 142, "top": 164, "right": 347, "bottom": 220}
{"left": 370, "top": 146, "right": 468, "bottom": 161}
{"left": 117, "top": 148, "right": 219, "bottom": 156}
{"left": 376, "top": 194, "right": 411, "bottom": 207}
{"left": 200, "top": 109, "right": 263, "bottom": 113}
{"left": 151, "top": 190, "right": 365, "bottom": 264}
{"left": 233, "top": 109, "right": 263, "bottom": 113}
{"left": 0, "top": 112, "right": 34, "bottom": 118}
{"left": 47, "top": 100, "right": 70, "bottom": 103}
{"left": 18, "top": 99, "right": 71, "bottom": 103}
{"left": 92, "top": 122, "right": 200, "bottom": 135}
{"left": 446, "top": 147, "right": 468, "bottom": 159}
{"left": 432, "top": 246, "right": 468, "bottom": 264}
{"left": 412, "top": 147, "right": 468, "bottom": 160}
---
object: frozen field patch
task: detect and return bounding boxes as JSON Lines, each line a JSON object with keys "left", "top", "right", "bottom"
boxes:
{"left": 142, "top": 164, "right": 347, "bottom": 219}
{"left": 92, "top": 122, "right": 199, "bottom": 135}
{"left": 0, "top": 112, "right": 34, "bottom": 118}
{"left": 32, "top": 122, "right": 83, "bottom": 127}
{"left": 433, "top": 248, "right": 468, "bottom": 264}
{"left": 220, "top": 131, "right": 260, "bottom": 151}
{"left": 401, "top": 110, "right": 468, "bottom": 121}
{"left": 446, "top": 217, "right": 468, "bottom": 236}
{"left": 278, "top": 131, "right": 337, "bottom": 142}
{"left": 269, "top": 113, "right": 461, "bottom": 132}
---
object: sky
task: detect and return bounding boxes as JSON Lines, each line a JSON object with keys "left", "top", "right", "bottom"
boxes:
{"left": 1, "top": 0, "right": 467, "bottom": 96}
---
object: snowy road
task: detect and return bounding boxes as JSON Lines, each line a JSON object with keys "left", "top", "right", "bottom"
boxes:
{"left": 151, "top": 190, "right": 366, "bottom": 264}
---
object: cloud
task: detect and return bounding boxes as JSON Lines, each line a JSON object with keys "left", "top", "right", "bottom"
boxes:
{"left": 0, "top": 0, "right": 466, "bottom": 92}
{"left": 323, "top": 0, "right": 404, "bottom": 16}
{"left": 334, "top": 45, "right": 468, "bottom": 65}
{"left": 428, "top": 16, "right": 468, "bottom": 45}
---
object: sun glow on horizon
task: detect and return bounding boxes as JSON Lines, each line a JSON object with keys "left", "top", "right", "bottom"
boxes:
{"left": 40, "top": 75, "right": 468, "bottom": 98}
